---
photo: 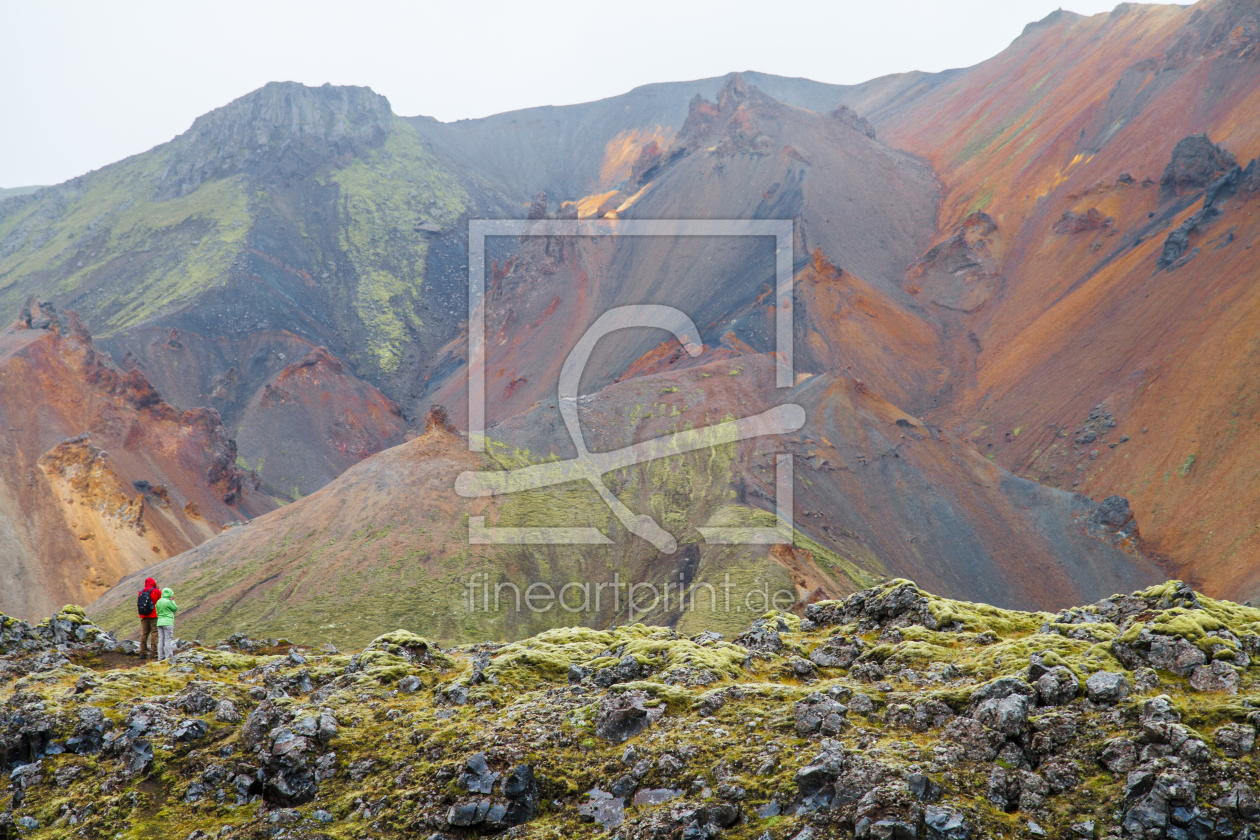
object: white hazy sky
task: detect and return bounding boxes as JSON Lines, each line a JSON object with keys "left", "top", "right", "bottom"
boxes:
{"left": 2, "top": 0, "right": 1169, "bottom": 188}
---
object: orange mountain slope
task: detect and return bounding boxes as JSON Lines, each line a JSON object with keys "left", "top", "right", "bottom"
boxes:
{"left": 99, "top": 328, "right": 408, "bottom": 503}
{"left": 55, "top": 0, "right": 1260, "bottom": 640}
{"left": 870, "top": 0, "right": 1260, "bottom": 598}
{"left": 0, "top": 301, "right": 276, "bottom": 618}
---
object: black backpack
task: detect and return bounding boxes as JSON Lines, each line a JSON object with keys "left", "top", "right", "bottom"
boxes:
{"left": 137, "top": 589, "right": 155, "bottom": 616}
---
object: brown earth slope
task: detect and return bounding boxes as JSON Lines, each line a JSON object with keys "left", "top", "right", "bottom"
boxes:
{"left": 231, "top": 345, "right": 407, "bottom": 501}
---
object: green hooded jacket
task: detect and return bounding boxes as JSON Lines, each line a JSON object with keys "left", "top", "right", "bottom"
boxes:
{"left": 155, "top": 588, "right": 179, "bottom": 627}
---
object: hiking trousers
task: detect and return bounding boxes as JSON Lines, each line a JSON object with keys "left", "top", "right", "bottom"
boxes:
{"left": 157, "top": 626, "right": 175, "bottom": 661}
{"left": 139, "top": 617, "right": 157, "bottom": 657}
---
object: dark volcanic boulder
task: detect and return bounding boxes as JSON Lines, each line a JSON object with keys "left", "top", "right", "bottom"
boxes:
{"left": 503, "top": 764, "right": 541, "bottom": 826}
{"left": 925, "top": 805, "right": 972, "bottom": 839}
{"left": 805, "top": 581, "right": 955, "bottom": 634}
{"left": 458, "top": 753, "right": 499, "bottom": 794}
{"left": 264, "top": 728, "right": 318, "bottom": 806}
{"left": 794, "top": 692, "right": 849, "bottom": 735}
{"left": 809, "top": 634, "right": 865, "bottom": 669}
{"left": 1092, "top": 495, "right": 1134, "bottom": 529}
{"left": 1035, "top": 667, "right": 1080, "bottom": 706}
{"left": 1113, "top": 629, "right": 1207, "bottom": 676}
{"left": 242, "top": 699, "right": 286, "bottom": 751}
{"left": 594, "top": 691, "right": 663, "bottom": 743}
{"left": 1161, "top": 134, "right": 1236, "bottom": 196}
{"left": 1084, "top": 671, "right": 1130, "bottom": 705}
{"left": 129, "top": 739, "right": 154, "bottom": 776}
{"left": 175, "top": 685, "right": 218, "bottom": 716}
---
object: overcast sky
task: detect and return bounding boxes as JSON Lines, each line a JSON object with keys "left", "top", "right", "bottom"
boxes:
{"left": 2, "top": 0, "right": 1168, "bottom": 187}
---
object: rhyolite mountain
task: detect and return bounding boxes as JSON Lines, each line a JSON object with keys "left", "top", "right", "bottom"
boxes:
{"left": 87, "top": 67, "right": 1161, "bottom": 645}
{"left": 90, "top": 362, "right": 1160, "bottom": 649}
{"left": 864, "top": 0, "right": 1260, "bottom": 600}
{"left": 0, "top": 0, "right": 1256, "bottom": 635}
{"left": 0, "top": 301, "right": 276, "bottom": 619}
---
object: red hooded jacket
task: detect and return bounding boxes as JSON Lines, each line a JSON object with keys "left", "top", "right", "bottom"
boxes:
{"left": 138, "top": 577, "right": 161, "bottom": 619}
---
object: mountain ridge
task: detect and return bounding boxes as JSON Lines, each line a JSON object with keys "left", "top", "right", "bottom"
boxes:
{"left": 2, "top": 1, "right": 1258, "bottom": 642}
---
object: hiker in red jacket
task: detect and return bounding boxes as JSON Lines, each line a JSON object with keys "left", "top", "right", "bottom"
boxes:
{"left": 137, "top": 577, "right": 161, "bottom": 659}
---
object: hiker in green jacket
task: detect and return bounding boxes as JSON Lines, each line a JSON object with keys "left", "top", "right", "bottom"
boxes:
{"left": 155, "top": 587, "right": 179, "bottom": 661}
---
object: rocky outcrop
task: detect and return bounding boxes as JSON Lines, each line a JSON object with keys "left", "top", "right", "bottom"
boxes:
{"left": 17, "top": 299, "right": 82, "bottom": 337}
{"left": 829, "top": 104, "right": 876, "bottom": 139}
{"left": 905, "top": 211, "right": 1001, "bottom": 312}
{"left": 10, "top": 580, "right": 1260, "bottom": 838}
{"left": 156, "top": 82, "right": 394, "bottom": 199}
{"left": 629, "top": 140, "right": 667, "bottom": 186}
{"left": 803, "top": 579, "right": 959, "bottom": 633}
{"left": 422, "top": 404, "right": 457, "bottom": 435}
{"left": 672, "top": 74, "right": 781, "bottom": 158}
{"left": 1243, "top": 158, "right": 1260, "bottom": 199}
{"left": 1157, "top": 146, "right": 1249, "bottom": 269}
{"left": 1071, "top": 491, "right": 1141, "bottom": 551}
{"left": 1053, "top": 207, "right": 1115, "bottom": 234}
{"left": 37, "top": 434, "right": 146, "bottom": 534}
{"left": 1161, "top": 0, "right": 1260, "bottom": 68}
{"left": 186, "top": 407, "right": 253, "bottom": 505}
{"left": 1159, "top": 134, "right": 1237, "bottom": 198}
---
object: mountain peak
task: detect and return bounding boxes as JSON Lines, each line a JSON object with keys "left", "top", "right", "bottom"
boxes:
{"left": 156, "top": 81, "right": 394, "bottom": 199}
{"left": 673, "top": 74, "right": 790, "bottom": 156}
{"left": 1017, "top": 7, "right": 1083, "bottom": 40}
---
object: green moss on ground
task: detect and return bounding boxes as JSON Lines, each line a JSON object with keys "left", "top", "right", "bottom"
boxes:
{"left": 10, "top": 579, "right": 1260, "bottom": 839}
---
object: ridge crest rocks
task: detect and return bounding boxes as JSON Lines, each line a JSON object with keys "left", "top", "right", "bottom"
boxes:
{"left": 157, "top": 82, "right": 395, "bottom": 199}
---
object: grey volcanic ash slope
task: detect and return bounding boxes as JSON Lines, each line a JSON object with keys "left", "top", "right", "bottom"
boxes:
{"left": 405, "top": 71, "right": 861, "bottom": 205}
{"left": 405, "top": 68, "right": 960, "bottom": 206}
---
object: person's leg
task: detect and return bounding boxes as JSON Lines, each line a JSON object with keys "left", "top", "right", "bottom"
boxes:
{"left": 140, "top": 618, "right": 153, "bottom": 658}
{"left": 166, "top": 626, "right": 175, "bottom": 660}
{"left": 157, "top": 626, "right": 168, "bottom": 660}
